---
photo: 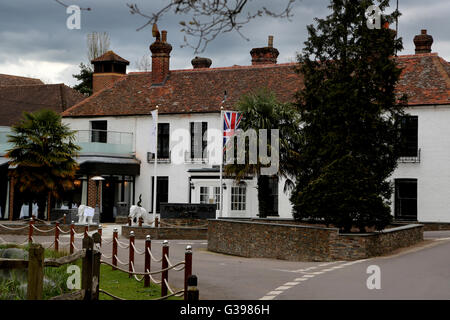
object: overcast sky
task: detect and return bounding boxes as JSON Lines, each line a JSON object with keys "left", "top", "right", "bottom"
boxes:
{"left": 0, "top": 0, "right": 449, "bottom": 86}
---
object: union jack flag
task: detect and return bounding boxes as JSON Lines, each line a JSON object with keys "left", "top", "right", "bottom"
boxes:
{"left": 223, "top": 111, "right": 243, "bottom": 150}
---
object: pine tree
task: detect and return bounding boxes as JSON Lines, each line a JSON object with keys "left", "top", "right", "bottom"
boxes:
{"left": 291, "top": 0, "right": 407, "bottom": 232}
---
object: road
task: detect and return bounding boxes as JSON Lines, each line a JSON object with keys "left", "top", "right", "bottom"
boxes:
{"left": 1, "top": 225, "right": 449, "bottom": 300}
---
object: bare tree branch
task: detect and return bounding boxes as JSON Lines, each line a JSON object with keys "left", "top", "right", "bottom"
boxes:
{"left": 54, "top": 0, "right": 92, "bottom": 11}
{"left": 127, "top": 0, "right": 298, "bottom": 53}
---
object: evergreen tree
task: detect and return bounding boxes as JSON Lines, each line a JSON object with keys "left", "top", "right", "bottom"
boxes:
{"left": 225, "top": 89, "right": 301, "bottom": 218}
{"left": 291, "top": 0, "right": 407, "bottom": 232}
{"left": 72, "top": 63, "right": 93, "bottom": 96}
{"left": 7, "top": 110, "right": 80, "bottom": 220}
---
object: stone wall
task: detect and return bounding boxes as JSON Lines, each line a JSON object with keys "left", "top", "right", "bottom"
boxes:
{"left": 208, "top": 219, "right": 424, "bottom": 262}
{"left": 122, "top": 225, "right": 207, "bottom": 240}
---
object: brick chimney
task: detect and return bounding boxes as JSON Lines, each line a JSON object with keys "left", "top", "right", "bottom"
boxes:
{"left": 91, "top": 51, "right": 129, "bottom": 93}
{"left": 150, "top": 28, "right": 172, "bottom": 84}
{"left": 191, "top": 57, "right": 212, "bottom": 69}
{"left": 414, "top": 29, "right": 433, "bottom": 54}
{"left": 250, "top": 35, "right": 279, "bottom": 65}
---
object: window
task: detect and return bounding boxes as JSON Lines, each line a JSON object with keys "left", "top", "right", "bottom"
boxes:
{"left": 200, "top": 187, "right": 209, "bottom": 204}
{"left": 91, "top": 120, "right": 107, "bottom": 143}
{"left": 152, "top": 177, "right": 169, "bottom": 213}
{"left": 398, "top": 116, "right": 418, "bottom": 157}
{"left": 158, "top": 123, "right": 170, "bottom": 159}
{"left": 190, "top": 122, "right": 208, "bottom": 159}
{"left": 268, "top": 176, "right": 279, "bottom": 216}
{"left": 231, "top": 185, "right": 246, "bottom": 211}
{"left": 214, "top": 187, "right": 221, "bottom": 210}
{"left": 394, "top": 179, "right": 417, "bottom": 220}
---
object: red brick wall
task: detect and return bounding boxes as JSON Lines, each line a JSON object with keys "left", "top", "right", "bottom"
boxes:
{"left": 92, "top": 73, "right": 125, "bottom": 93}
{"left": 87, "top": 178, "right": 102, "bottom": 208}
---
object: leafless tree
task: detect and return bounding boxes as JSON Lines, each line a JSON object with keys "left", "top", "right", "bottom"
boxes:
{"left": 134, "top": 54, "right": 152, "bottom": 72}
{"left": 127, "top": 0, "right": 298, "bottom": 53}
{"left": 54, "top": 0, "right": 91, "bottom": 11}
{"left": 87, "top": 32, "right": 111, "bottom": 62}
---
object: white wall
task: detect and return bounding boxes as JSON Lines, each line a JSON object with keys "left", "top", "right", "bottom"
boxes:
{"left": 390, "top": 105, "right": 450, "bottom": 223}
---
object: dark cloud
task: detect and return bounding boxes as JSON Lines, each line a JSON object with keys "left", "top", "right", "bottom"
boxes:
{"left": 0, "top": 0, "right": 448, "bottom": 86}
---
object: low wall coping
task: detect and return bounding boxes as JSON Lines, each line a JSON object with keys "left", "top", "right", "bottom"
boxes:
{"left": 208, "top": 218, "right": 339, "bottom": 231}
{"left": 338, "top": 224, "right": 424, "bottom": 237}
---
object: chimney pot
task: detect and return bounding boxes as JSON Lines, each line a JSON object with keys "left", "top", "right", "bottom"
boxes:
{"left": 414, "top": 29, "right": 433, "bottom": 54}
{"left": 268, "top": 35, "right": 274, "bottom": 48}
{"left": 191, "top": 56, "right": 212, "bottom": 69}
{"left": 250, "top": 36, "right": 279, "bottom": 65}
{"left": 150, "top": 28, "right": 172, "bottom": 84}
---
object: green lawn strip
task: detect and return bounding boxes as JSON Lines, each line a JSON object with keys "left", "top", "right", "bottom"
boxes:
{"left": 1, "top": 244, "right": 181, "bottom": 300}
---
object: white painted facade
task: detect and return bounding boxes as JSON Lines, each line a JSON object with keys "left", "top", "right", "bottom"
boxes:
{"left": 390, "top": 104, "right": 450, "bottom": 223}
{"left": 63, "top": 113, "right": 294, "bottom": 219}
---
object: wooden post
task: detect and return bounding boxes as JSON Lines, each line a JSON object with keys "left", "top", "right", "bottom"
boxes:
{"left": 63, "top": 214, "right": 66, "bottom": 225}
{"left": 82, "top": 235, "right": 94, "bottom": 301}
{"left": 84, "top": 224, "right": 89, "bottom": 238}
{"left": 112, "top": 228, "right": 118, "bottom": 271}
{"left": 70, "top": 221, "right": 75, "bottom": 254}
{"left": 28, "top": 217, "right": 34, "bottom": 244}
{"left": 54, "top": 222, "right": 60, "bottom": 252}
{"left": 184, "top": 245, "right": 193, "bottom": 300}
{"left": 155, "top": 217, "right": 159, "bottom": 228}
{"left": 27, "top": 244, "right": 44, "bottom": 300}
{"left": 92, "top": 250, "right": 101, "bottom": 300}
{"left": 129, "top": 231, "right": 135, "bottom": 278}
{"left": 186, "top": 275, "right": 199, "bottom": 301}
{"left": 98, "top": 225, "right": 102, "bottom": 246}
{"left": 144, "top": 235, "right": 151, "bottom": 287}
{"left": 161, "top": 240, "right": 169, "bottom": 297}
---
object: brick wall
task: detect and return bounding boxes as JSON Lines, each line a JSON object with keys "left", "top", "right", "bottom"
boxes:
{"left": 208, "top": 219, "right": 424, "bottom": 262}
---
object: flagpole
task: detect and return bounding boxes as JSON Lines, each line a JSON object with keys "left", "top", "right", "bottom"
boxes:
{"left": 153, "top": 106, "right": 159, "bottom": 226}
{"left": 219, "top": 107, "right": 224, "bottom": 218}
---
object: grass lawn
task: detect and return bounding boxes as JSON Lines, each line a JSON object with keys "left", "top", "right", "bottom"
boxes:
{"left": 0, "top": 244, "right": 182, "bottom": 300}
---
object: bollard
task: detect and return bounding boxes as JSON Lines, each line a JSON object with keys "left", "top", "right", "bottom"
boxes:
{"left": 128, "top": 217, "right": 132, "bottom": 226}
{"left": 98, "top": 225, "right": 102, "bottom": 246}
{"left": 54, "top": 222, "right": 60, "bottom": 252}
{"left": 70, "top": 221, "right": 75, "bottom": 254}
{"left": 63, "top": 214, "right": 66, "bottom": 225}
{"left": 84, "top": 224, "right": 89, "bottom": 238}
{"left": 144, "top": 235, "right": 151, "bottom": 287}
{"left": 28, "top": 217, "right": 34, "bottom": 244}
{"left": 184, "top": 245, "right": 193, "bottom": 300}
{"left": 161, "top": 240, "right": 169, "bottom": 297}
{"left": 186, "top": 275, "right": 199, "bottom": 301}
{"left": 129, "top": 231, "right": 135, "bottom": 278}
{"left": 112, "top": 228, "right": 118, "bottom": 271}
{"left": 155, "top": 217, "right": 159, "bottom": 228}
{"left": 138, "top": 217, "right": 143, "bottom": 227}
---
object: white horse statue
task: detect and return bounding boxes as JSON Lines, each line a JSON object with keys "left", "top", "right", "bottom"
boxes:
{"left": 77, "top": 205, "right": 95, "bottom": 225}
{"left": 128, "top": 205, "right": 152, "bottom": 225}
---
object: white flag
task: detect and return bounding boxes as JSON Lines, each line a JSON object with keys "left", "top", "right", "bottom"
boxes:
{"left": 149, "top": 109, "right": 158, "bottom": 153}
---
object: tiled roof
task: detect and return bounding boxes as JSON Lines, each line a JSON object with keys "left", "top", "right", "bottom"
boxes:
{"left": 0, "top": 84, "right": 86, "bottom": 126}
{"left": 396, "top": 53, "right": 450, "bottom": 106}
{"left": 62, "top": 63, "right": 302, "bottom": 117}
{"left": 62, "top": 53, "right": 450, "bottom": 118}
{"left": 0, "top": 74, "right": 43, "bottom": 86}
{"left": 91, "top": 51, "right": 130, "bottom": 65}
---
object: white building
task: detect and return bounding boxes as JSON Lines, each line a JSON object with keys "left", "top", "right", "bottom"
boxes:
{"left": 59, "top": 29, "right": 450, "bottom": 224}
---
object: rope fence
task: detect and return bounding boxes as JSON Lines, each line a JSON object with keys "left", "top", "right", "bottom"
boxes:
{"left": 1, "top": 221, "right": 198, "bottom": 301}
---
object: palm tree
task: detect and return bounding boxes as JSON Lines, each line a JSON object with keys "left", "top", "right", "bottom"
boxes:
{"left": 224, "top": 89, "right": 301, "bottom": 218}
{"left": 7, "top": 109, "right": 80, "bottom": 220}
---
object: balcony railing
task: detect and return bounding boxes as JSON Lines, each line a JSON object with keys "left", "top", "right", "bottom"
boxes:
{"left": 185, "top": 151, "right": 209, "bottom": 164}
{"left": 147, "top": 151, "right": 171, "bottom": 163}
{"left": 0, "top": 127, "right": 12, "bottom": 156}
{"left": 74, "top": 130, "right": 134, "bottom": 156}
{"left": 398, "top": 148, "right": 421, "bottom": 163}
